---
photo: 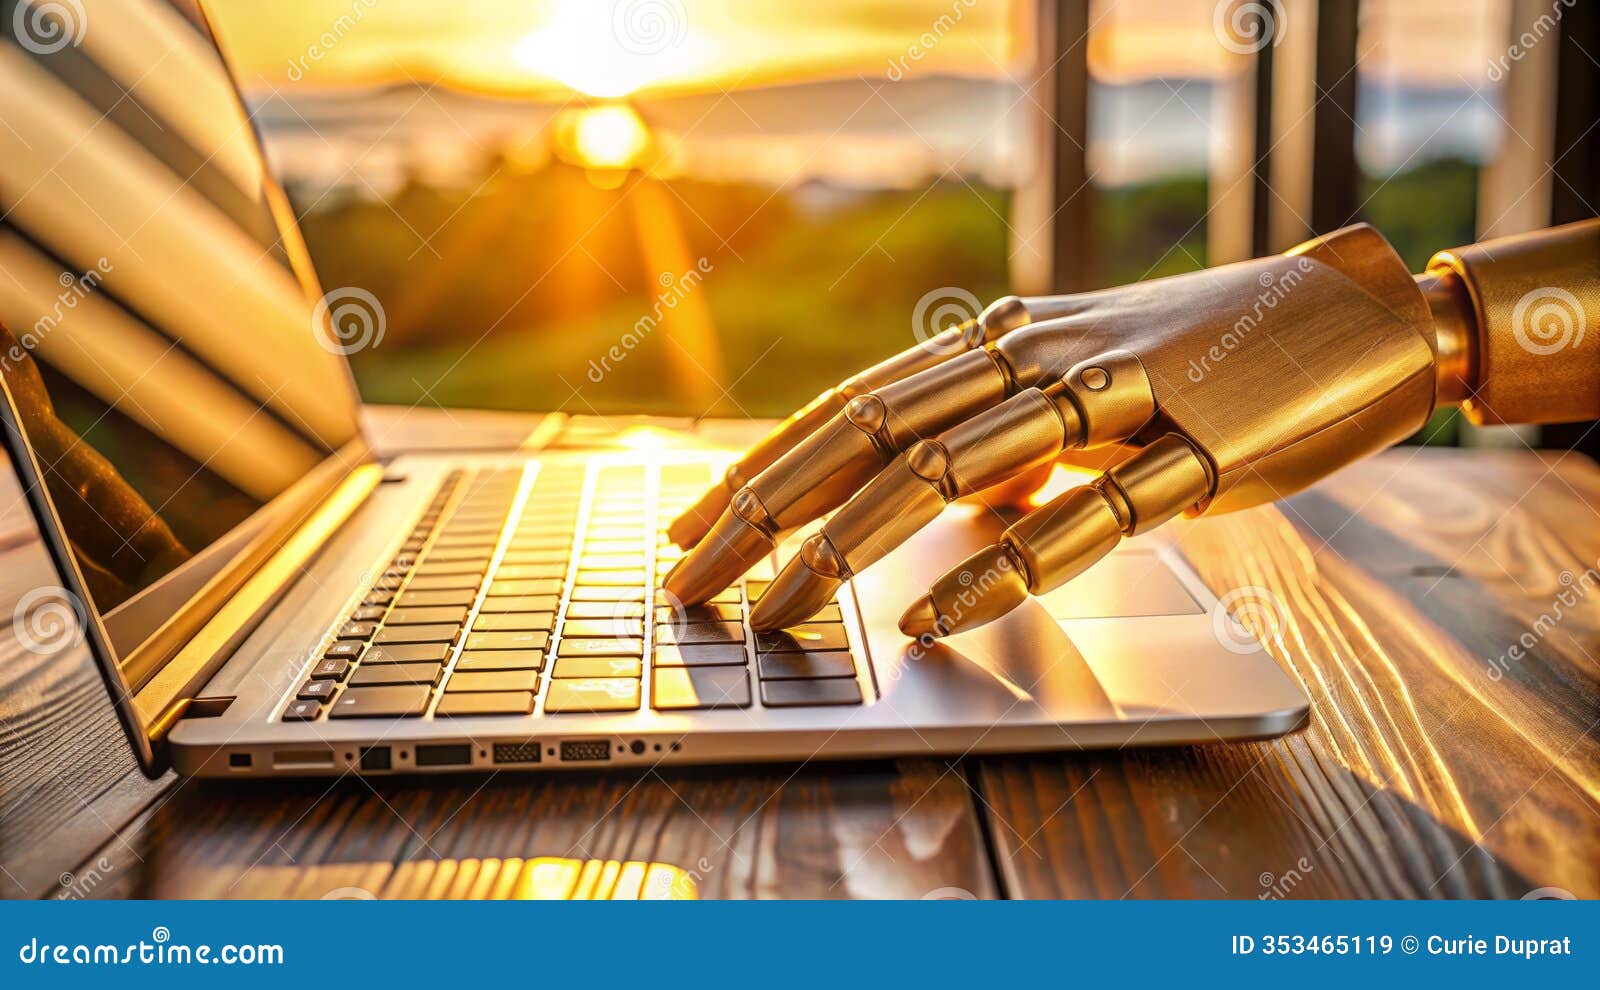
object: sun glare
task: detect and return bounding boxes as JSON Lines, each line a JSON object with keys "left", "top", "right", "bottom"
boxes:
{"left": 568, "top": 105, "right": 651, "bottom": 169}
{"left": 513, "top": 0, "right": 710, "bottom": 98}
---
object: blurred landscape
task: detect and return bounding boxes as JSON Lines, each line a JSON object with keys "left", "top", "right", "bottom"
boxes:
{"left": 213, "top": 0, "right": 1503, "bottom": 425}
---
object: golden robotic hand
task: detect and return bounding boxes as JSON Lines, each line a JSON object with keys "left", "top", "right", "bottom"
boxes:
{"left": 664, "top": 219, "right": 1600, "bottom": 637}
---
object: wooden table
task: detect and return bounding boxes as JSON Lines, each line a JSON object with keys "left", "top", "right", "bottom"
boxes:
{"left": 3, "top": 408, "right": 1595, "bottom": 900}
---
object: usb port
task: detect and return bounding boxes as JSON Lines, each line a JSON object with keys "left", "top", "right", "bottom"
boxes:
{"left": 414, "top": 743, "right": 472, "bottom": 767}
{"left": 559, "top": 740, "right": 611, "bottom": 762}
{"left": 493, "top": 741, "right": 541, "bottom": 764}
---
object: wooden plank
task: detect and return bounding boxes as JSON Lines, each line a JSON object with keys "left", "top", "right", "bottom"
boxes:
{"left": 979, "top": 449, "right": 1600, "bottom": 899}
{"left": 66, "top": 760, "right": 996, "bottom": 900}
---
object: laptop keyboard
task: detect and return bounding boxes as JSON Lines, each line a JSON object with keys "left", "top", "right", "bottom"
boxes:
{"left": 281, "top": 464, "right": 867, "bottom": 723}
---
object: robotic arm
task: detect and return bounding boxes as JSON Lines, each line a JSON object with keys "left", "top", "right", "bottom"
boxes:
{"left": 662, "top": 218, "right": 1600, "bottom": 638}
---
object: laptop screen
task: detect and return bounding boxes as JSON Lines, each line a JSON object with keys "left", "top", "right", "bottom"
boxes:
{"left": 0, "top": 1, "right": 363, "bottom": 659}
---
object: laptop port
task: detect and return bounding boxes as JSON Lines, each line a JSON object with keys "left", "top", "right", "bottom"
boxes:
{"left": 559, "top": 740, "right": 611, "bottom": 762}
{"left": 493, "top": 741, "right": 541, "bottom": 764}
{"left": 359, "top": 746, "right": 392, "bottom": 771}
{"left": 272, "top": 749, "right": 333, "bottom": 770}
{"left": 228, "top": 752, "right": 252, "bottom": 769}
{"left": 415, "top": 743, "right": 472, "bottom": 767}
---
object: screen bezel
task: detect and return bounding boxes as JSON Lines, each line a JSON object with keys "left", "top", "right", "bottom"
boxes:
{"left": 0, "top": 0, "right": 374, "bottom": 776}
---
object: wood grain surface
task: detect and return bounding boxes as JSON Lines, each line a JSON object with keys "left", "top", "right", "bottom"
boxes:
{"left": 2, "top": 408, "right": 1595, "bottom": 899}
{"left": 978, "top": 449, "right": 1599, "bottom": 899}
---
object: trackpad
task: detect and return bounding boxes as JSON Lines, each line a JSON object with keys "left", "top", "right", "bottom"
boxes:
{"left": 1033, "top": 552, "right": 1202, "bottom": 619}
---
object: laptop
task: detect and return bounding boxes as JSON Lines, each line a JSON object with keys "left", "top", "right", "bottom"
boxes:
{"left": 0, "top": 0, "right": 1308, "bottom": 778}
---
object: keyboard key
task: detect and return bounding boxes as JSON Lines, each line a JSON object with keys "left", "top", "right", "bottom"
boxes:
{"left": 312, "top": 657, "right": 353, "bottom": 681}
{"left": 374, "top": 624, "right": 460, "bottom": 645}
{"left": 755, "top": 624, "right": 849, "bottom": 653}
{"left": 657, "top": 603, "right": 740, "bottom": 624}
{"left": 552, "top": 656, "right": 643, "bottom": 679}
{"left": 543, "top": 678, "right": 641, "bottom": 713}
{"left": 405, "top": 573, "right": 481, "bottom": 591}
{"left": 760, "top": 678, "right": 862, "bottom": 707}
{"left": 575, "top": 569, "right": 648, "bottom": 587}
{"left": 425, "top": 547, "right": 499, "bottom": 563}
{"left": 409, "top": 559, "right": 483, "bottom": 575}
{"left": 464, "top": 630, "right": 550, "bottom": 652}
{"left": 386, "top": 606, "right": 469, "bottom": 626}
{"left": 652, "top": 667, "right": 751, "bottom": 710}
{"left": 361, "top": 643, "right": 450, "bottom": 665}
{"left": 282, "top": 698, "right": 322, "bottom": 721}
{"left": 568, "top": 601, "right": 645, "bottom": 620}
{"left": 582, "top": 540, "right": 639, "bottom": 556}
{"left": 489, "top": 578, "right": 563, "bottom": 598}
{"left": 473, "top": 612, "right": 556, "bottom": 632}
{"left": 493, "top": 563, "right": 568, "bottom": 581}
{"left": 580, "top": 554, "right": 646, "bottom": 570}
{"left": 436, "top": 692, "right": 537, "bottom": 717}
{"left": 351, "top": 605, "right": 388, "bottom": 623}
{"left": 297, "top": 679, "right": 338, "bottom": 701}
{"left": 328, "top": 685, "right": 432, "bottom": 718}
{"left": 745, "top": 580, "right": 772, "bottom": 601}
{"left": 455, "top": 650, "right": 545, "bottom": 671}
{"left": 445, "top": 670, "right": 541, "bottom": 693}
{"left": 560, "top": 618, "right": 644, "bottom": 639}
{"left": 570, "top": 586, "right": 645, "bottom": 602}
{"left": 500, "top": 548, "right": 569, "bottom": 564}
{"left": 656, "top": 621, "right": 744, "bottom": 646}
{"left": 397, "top": 589, "right": 476, "bottom": 608}
{"left": 556, "top": 637, "right": 642, "bottom": 658}
{"left": 653, "top": 644, "right": 747, "bottom": 667}
{"left": 350, "top": 662, "right": 442, "bottom": 686}
{"left": 757, "top": 650, "right": 856, "bottom": 680}
{"left": 362, "top": 589, "right": 396, "bottom": 606}
{"left": 479, "top": 594, "right": 559, "bottom": 614}
{"left": 323, "top": 641, "right": 364, "bottom": 660}
{"left": 337, "top": 621, "right": 377, "bottom": 640}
